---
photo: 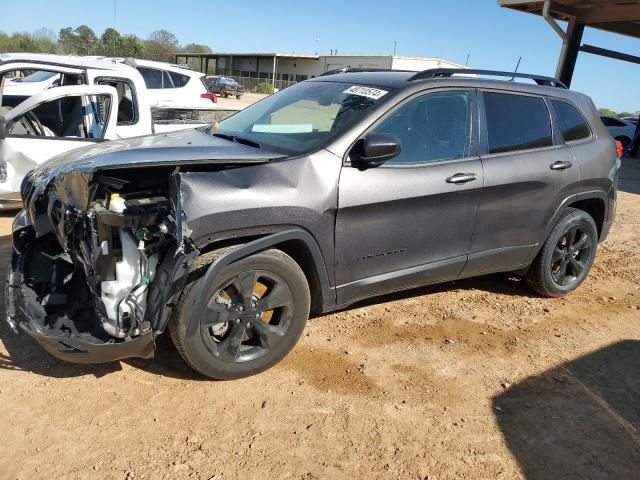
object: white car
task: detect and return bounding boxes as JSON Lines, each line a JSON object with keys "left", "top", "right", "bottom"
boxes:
{"left": 0, "top": 53, "right": 218, "bottom": 209}
{"left": 124, "top": 58, "right": 218, "bottom": 110}
{"left": 600, "top": 116, "right": 637, "bottom": 151}
{"left": 3, "top": 70, "right": 60, "bottom": 96}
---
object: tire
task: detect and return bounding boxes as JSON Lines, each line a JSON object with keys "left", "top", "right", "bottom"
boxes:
{"left": 168, "top": 248, "right": 310, "bottom": 379}
{"left": 527, "top": 208, "right": 598, "bottom": 297}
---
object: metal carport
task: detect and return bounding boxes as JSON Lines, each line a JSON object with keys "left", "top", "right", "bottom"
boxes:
{"left": 498, "top": 0, "right": 640, "bottom": 87}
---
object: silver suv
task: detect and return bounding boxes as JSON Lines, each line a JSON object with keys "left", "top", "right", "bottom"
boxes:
{"left": 7, "top": 68, "right": 620, "bottom": 379}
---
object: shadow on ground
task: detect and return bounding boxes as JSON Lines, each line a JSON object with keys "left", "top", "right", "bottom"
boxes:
{"left": 494, "top": 340, "right": 640, "bottom": 480}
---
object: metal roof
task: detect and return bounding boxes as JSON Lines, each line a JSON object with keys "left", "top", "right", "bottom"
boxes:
{"left": 498, "top": 0, "right": 640, "bottom": 38}
{"left": 178, "top": 52, "right": 320, "bottom": 59}
{"left": 0, "top": 53, "right": 131, "bottom": 71}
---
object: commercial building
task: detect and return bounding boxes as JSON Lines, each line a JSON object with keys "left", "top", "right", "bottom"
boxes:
{"left": 174, "top": 52, "right": 467, "bottom": 89}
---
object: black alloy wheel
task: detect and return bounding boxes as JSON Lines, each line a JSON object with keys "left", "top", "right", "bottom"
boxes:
{"left": 550, "top": 225, "right": 593, "bottom": 287}
{"left": 527, "top": 208, "right": 598, "bottom": 297}
{"left": 202, "top": 270, "right": 294, "bottom": 363}
{"left": 169, "top": 249, "right": 310, "bottom": 379}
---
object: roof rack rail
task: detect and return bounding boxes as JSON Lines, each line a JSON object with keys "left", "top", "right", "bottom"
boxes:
{"left": 319, "top": 67, "right": 407, "bottom": 77}
{"left": 407, "top": 68, "right": 568, "bottom": 88}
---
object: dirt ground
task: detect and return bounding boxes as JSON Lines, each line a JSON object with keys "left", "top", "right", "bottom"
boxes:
{"left": 0, "top": 159, "right": 638, "bottom": 480}
{"left": 215, "top": 92, "right": 267, "bottom": 110}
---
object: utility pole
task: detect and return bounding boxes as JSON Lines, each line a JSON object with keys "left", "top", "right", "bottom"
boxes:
{"left": 315, "top": 36, "right": 319, "bottom": 55}
{"left": 112, "top": 0, "right": 117, "bottom": 56}
{"left": 393, "top": 41, "right": 398, "bottom": 56}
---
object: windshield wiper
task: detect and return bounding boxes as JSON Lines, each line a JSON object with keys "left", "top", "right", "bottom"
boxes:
{"left": 212, "top": 132, "right": 261, "bottom": 149}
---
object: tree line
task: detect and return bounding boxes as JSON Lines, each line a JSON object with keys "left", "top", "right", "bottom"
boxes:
{"left": 0, "top": 26, "right": 212, "bottom": 64}
{"left": 598, "top": 108, "right": 639, "bottom": 119}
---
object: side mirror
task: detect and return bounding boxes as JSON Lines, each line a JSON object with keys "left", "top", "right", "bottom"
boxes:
{"left": 351, "top": 132, "right": 401, "bottom": 168}
{"left": 0, "top": 116, "right": 6, "bottom": 140}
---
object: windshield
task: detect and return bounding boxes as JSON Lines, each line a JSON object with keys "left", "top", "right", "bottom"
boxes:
{"left": 215, "top": 81, "right": 395, "bottom": 154}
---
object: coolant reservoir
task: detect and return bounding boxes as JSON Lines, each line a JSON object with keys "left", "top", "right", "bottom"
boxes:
{"left": 109, "top": 193, "right": 126, "bottom": 214}
{"left": 100, "top": 229, "right": 158, "bottom": 331}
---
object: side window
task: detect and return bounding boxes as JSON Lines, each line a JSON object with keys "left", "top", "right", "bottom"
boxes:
{"left": 169, "top": 71, "right": 190, "bottom": 88}
{"left": 138, "top": 67, "right": 162, "bottom": 89}
{"left": 162, "top": 70, "right": 174, "bottom": 89}
{"left": 373, "top": 91, "right": 471, "bottom": 164}
{"left": 551, "top": 100, "right": 591, "bottom": 142}
{"left": 484, "top": 92, "right": 553, "bottom": 154}
{"left": 96, "top": 78, "right": 137, "bottom": 125}
{"left": 7, "top": 94, "right": 111, "bottom": 139}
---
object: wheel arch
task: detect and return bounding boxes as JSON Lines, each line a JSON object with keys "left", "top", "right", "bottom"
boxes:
{"left": 193, "top": 228, "right": 335, "bottom": 316}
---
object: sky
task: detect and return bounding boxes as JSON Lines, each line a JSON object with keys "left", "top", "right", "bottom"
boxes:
{"left": 2, "top": 0, "right": 639, "bottom": 112}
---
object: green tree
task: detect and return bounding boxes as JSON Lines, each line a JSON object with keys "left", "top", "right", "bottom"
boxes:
{"left": 144, "top": 29, "right": 178, "bottom": 62}
{"left": 119, "top": 34, "right": 145, "bottom": 58}
{"left": 99, "top": 27, "right": 121, "bottom": 56}
{"left": 58, "top": 27, "right": 77, "bottom": 54}
{"left": 182, "top": 43, "right": 212, "bottom": 54}
{"left": 598, "top": 108, "right": 618, "bottom": 118}
{"left": 74, "top": 25, "right": 97, "bottom": 55}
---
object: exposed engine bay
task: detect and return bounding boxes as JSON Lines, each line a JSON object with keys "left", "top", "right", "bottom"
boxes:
{"left": 7, "top": 164, "right": 203, "bottom": 361}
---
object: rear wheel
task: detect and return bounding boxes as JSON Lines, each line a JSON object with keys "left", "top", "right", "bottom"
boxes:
{"left": 169, "top": 249, "right": 310, "bottom": 379}
{"left": 527, "top": 208, "right": 598, "bottom": 297}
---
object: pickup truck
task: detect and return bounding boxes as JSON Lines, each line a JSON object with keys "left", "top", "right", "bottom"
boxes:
{"left": 0, "top": 53, "right": 234, "bottom": 209}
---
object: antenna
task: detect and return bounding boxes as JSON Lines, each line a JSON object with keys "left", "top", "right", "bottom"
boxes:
{"left": 510, "top": 56, "right": 522, "bottom": 81}
{"left": 465, "top": 53, "right": 470, "bottom": 66}
{"left": 112, "top": 0, "right": 117, "bottom": 56}
{"left": 393, "top": 41, "right": 398, "bottom": 56}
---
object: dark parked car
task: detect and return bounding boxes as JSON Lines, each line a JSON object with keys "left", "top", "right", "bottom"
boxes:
{"left": 7, "top": 68, "right": 620, "bottom": 379}
{"left": 205, "top": 75, "right": 244, "bottom": 98}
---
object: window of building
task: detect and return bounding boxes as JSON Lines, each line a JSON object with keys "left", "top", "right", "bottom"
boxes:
{"left": 372, "top": 91, "right": 471, "bottom": 164}
{"left": 551, "top": 100, "right": 591, "bottom": 142}
{"left": 484, "top": 92, "right": 553, "bottom": 154}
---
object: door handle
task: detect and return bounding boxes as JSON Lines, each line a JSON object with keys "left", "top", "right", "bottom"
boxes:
{"left": 550, "top": 160, "right": 573, "bottom": 171}
{"left": 446, "top": 173, "right": 478, "bottom": 184}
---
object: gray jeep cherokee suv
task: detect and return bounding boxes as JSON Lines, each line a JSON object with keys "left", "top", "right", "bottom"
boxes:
{"left": 6, "top": 68, "right": 619, "bottom": 379}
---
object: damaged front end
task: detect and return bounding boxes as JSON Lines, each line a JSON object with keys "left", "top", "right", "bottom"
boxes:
{"left": 6, "top": 164, "right": 198, "bottom": 363}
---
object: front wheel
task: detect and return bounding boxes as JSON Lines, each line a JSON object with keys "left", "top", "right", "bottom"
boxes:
{"left": 527, "top": 208, "right": 598, "bottom": 297}
{"left": 169, "top": 249, "right": 310, "bottom": 379}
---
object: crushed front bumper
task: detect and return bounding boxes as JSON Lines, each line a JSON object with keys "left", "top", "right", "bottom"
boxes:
{"left": 5, "top": 251, "right": 155, "bottom": 365}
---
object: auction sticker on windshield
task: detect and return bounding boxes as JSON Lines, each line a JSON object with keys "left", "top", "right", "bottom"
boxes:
{"left": 343, "top": 85, "right": 388, "bottom": 100}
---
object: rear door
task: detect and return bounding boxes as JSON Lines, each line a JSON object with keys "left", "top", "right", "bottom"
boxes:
{"left": 462, "top": 90, "right": 579, "bottom": 277}
{"left": 335, "top": 89, "right": 482, "bottom": 305}
{"left": 0, "top": 85, "right": 118, "bottom": 197}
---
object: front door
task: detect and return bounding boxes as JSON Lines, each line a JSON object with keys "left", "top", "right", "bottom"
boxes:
{"left": 335, "top": 89, "right": 483, "bottom": 305}
{"left": 0, "top": 85, "right": 118, "bottom": 202}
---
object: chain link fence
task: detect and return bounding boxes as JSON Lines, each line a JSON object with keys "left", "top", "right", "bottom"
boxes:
{"left": 212, "top": 70, "right": 299, "bottom": 93}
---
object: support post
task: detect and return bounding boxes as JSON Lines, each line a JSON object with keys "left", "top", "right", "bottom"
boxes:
{"left": 555, "top": 18, "right": 585, "bottom": 87}
{"left": 272, "top": 55, "right": 277, "bottom": 90}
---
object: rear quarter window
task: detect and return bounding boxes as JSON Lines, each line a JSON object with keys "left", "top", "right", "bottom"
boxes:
{"left": 484, "top": 92, "right": 553, "bottom": 154}
{"left": 169, "top": 71, "right": 191, "bottom": 88}
{"left": 551, "top": 100, "right": 591, "bottom": 142}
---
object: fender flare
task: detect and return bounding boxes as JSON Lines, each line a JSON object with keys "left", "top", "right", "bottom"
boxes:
{"left": 186, "top": 229, "right": 333, "bottom": 340}
{"left": 528, "top": 190, "right": 609, "bottom": 264}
